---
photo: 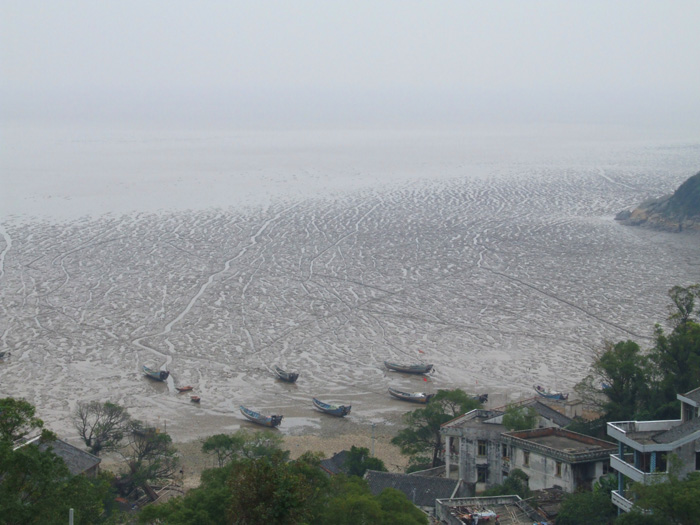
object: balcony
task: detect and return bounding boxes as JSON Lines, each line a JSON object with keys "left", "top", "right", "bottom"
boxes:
{"left": 611, "top": 490, "right": 635, "bottom": 513}
{"left": 610, "top": 454, "right": 668, "bottom": 485}
{"left": 607, "top": 420, "right": 680, "bottom": 451}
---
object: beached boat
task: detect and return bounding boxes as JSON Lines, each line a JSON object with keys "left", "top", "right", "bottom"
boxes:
{"left": 312, "top": 398, "right": 352, "bottom": 417}
{"left": 190, "top": 396, "right": 201, "bottom": 403}
{"left": 388, "top": 387, "right": 434, "bottom": 404}
{"left": 472, "top": 393, "right": 489, "bottom": 404}
{"left": 0, "top": 351, "right": 10, "bottom": 360}
{"left": 143, "top": 365, "right": 169, "bottom": 381}
{"left": 273, "top": 365, "right": 299, "bottom": 383}
{"left": 384, "top": 361, "right": 433, "bottom": 375}
{"left": 533, "top": 385, "right": 569, "bottom": 400}
{"left": 176, "top": 386, "right": 194, "bottom": 392}
{"left": 239, "top": 405, "right": 283, "bottom": 428}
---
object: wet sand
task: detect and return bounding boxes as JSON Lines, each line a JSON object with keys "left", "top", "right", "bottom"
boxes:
{"left": 1, "top": 135, "right": 699, "bottom": 484}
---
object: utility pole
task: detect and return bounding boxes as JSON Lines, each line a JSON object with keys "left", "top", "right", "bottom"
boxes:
{"left": 371, "top": 423, "right": 376, "bottom": 456}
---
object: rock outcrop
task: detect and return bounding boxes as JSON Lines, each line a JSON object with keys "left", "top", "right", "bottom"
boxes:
{"left": 616, "top": 172, "right": 700, "bottom": 233}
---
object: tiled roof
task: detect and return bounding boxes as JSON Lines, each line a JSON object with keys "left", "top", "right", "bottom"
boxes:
{"left": 320, "top": 450, "right": 350, "bottom": 475}
{"left": 38, "top": 439, "right": 101, "bottom": 476}
{"left": 653, "top": 416, "right": 700, "bottom": 444}
{"left": 364, "top": 470, "right": 466, "bottom": 507}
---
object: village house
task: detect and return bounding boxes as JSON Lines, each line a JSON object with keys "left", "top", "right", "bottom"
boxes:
{"left": 607, "top": 386, "right": 700, "bottom": 514}
{"left": 440, "top": 398, "right": 574, "bottom": 491}
{"left": 14, "top": 436, "right": 101, "bottom": 478}
{"left": 502, "top": 427, "right": 616, "bottom": 492}
{"left": 363, "top": 470, "right": 471, "bottom": 515}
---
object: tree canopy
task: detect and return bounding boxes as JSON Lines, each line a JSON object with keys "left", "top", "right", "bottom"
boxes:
{"left": 73, "top": 400, "right": 132, "bottom": 456}
{"left": 0, "top": 397, "right": 44, "bottom": 442}
{"left": 502, "top": 404, "right": 538, "bottom": 431}
{"left": 391, "top": 388, "right": 481, "bottom": 469}
{"left": 575, "top": 284, "right": 700, "bottom": 423}
{"left": 0, "top": 398, "right": 112, "bottom": 525}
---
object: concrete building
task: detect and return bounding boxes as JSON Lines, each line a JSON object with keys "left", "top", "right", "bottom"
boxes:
{"left": 502, "top": 427, "right": 616, "bottom": 492}
{"left": 440, "top": 398, "right": 573, "bottom": 491}
{"left": 607, "top": 387, "right": 700, "bottom": 513}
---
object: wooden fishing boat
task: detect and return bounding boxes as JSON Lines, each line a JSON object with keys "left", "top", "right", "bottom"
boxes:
{"left": 388, "top": 387, "right": 434, "bottom": 404}
{"left": 239, "top": 405, "right": 283, "bottom": 428}
{"left": 273, "top": 365, "right": 299, "bottom": 383}
{"left": 312, "top": 398, "right": 351, "bottom": 417}
{"left": 143, "top": 365, "right": 169, "bottom": 381}
{"left": 533, "top": 385, "right": 569, "bottom": 400}
{"left": 190, "top": 396, "right": 201, "bottom": 403}
{"left": 384, "top": 361, "right": 433, "bottom": 375}
{"left": 176, "top": 386, "right": 194, "bottom": 392}
{"left": 0, "top": 351, "right": 10, "bottom": 360}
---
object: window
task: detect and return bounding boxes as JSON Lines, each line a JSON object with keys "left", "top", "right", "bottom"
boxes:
{"left": 502, "top": 444, "right": 508, "bottom": 458}
{"left": 477, "top": 465, "right": 487, "bottom": 483}
{"left": 555, "top": 461, "right": 562, "bottom": 477}
{"left": 523, "top": 451, "right": 530, "bottom": 467}
{"left": 478, "top": 440, "right": 487, "bottom": 457}
{"left": 696, "top": 452, "right": 700, "bottom": 470}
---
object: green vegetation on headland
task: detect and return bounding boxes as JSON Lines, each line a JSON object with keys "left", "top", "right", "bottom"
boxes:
{"left": 616, "top": 171, "right": 700, "bottom": 232}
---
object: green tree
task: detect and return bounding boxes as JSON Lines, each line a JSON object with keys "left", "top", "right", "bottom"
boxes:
{"left": 117, "top": 422, "right": 179, "bottom": 500}
{"left": 667, "top": 284, "right": 700, "bottom": 327}
{"left": 624, "top": 457, "right": 700, "bottom": 525}
{"left": 575, "top": 340, "right": 652, "bottom": 421}
{"left": 73, "top": 400, "right": 132, "bottom": 456}
{"left": 391, "top": 389, "right": 481, "bottom": 469}
{"left": 345, "top": 445, "right": 387, "bottom": 477}
{"left": 501, "top": 404, "right": 537, "bottom": 431}
{"left": 0, "top": 397, "right": 44, "bottom": 442}
{"left": 376, "top": 487, "right": 428, "bottom": 525}
{"left": 481, "top": 468, "right": 530, "bottom": 499}
{"left": 201, "top": 429, "right": 287, "bottom": 468}
{"left": 651, "top": 320, "right": 700, "bottom": 416}
{"left": 225, "top": 451, "right": 320, "bottom": 524}
{"left": 0, "top": 412, "right": 111, "bottom": 524}
{"left": 555, "top": 489, "right": 616, "bottom": 525}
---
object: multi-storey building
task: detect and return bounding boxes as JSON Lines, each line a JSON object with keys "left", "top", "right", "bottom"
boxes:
{"left": 440, "top": 398, "right": 574, "bottom": 491}
{"left": 607, "top": 387, "right": 700, "bottom": 513}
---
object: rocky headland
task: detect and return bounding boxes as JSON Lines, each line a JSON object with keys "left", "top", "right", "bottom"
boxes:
{"left": 616, "top": 172, "right": 700, "bottom": 232}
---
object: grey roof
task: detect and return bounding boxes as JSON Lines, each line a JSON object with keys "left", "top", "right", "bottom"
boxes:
{"left": 525, "top": 399, "right": 574, "bottom": 428}
{"left": 38, "top": 438, "right": 101, "bottom": 476}
{"left": 363, "top": 470, "right": 466, "bottom": 507}
{"left": 681, "top": 387, "right": 700, "bottom": 405}
{"left": 320, "top": 450, "right": 350, "bottom": 475}
{"left": 653, "top": 416, "right": 700, "bottom": 444}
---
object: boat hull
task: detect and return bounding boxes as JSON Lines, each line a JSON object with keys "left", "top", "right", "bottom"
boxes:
{"left": 143, "top": 366, "right": 169, "bottom": 381}
{"left": 239, "top": 405, "right": 283, "bottom": 428}
{"left": 533, "top": 385, "right": 568, "bottom": 400}
{"left": 312, "top": 398, "right": 351, "bottom": 417}
{"left": 384, "top": 361, "right": 433, "bottom": 374}
{"left": 388, "top": 387, "right": 433, "bottom": 404}
{"left": 273, "top": 366, "right": 299, "bottom": 383}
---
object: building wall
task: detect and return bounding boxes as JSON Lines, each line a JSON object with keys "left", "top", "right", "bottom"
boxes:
{"left": 513, "top": 448, "right": 573, "bottom": 492}
{"left": 673, "top": 440, "right": 700, "bottom": 479}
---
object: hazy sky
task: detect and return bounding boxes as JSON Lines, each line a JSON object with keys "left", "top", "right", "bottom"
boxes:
{"left": 2, "top": 1, "right": 700, "bottom": 129}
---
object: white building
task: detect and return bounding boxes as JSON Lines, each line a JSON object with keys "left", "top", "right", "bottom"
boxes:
{"left": 607, "top": 387, "right": 700, "bottom": 513}
{"left": 440, "top": 398, "right": 575, "bottom": 491}
{"left": 502, "top": 427, "right": 616, "bottom": 492}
